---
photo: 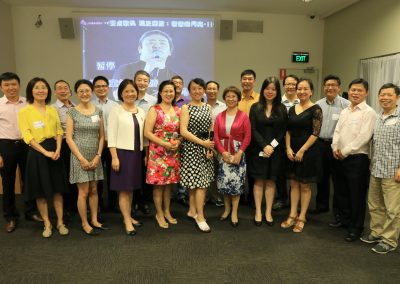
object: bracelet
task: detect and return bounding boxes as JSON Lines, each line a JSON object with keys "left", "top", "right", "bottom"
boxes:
{"left": 96, "top": 153, "right": 101, "bottom": 157}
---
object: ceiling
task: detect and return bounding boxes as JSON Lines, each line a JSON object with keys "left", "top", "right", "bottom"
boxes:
{"left": 4, "top": 0, "right": 360, "bottom": 18}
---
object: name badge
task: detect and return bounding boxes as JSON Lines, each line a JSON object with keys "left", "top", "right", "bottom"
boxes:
{"left": 332, "top": 113, "right": 340, "bottom": 121}
{"left": 91, "top": 115, "right": 100, "bottom": 123}
{"left": 33, "top": 121, "right": 45, "bottom": 129}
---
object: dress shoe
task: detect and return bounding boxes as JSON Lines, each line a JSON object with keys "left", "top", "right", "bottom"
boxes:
{"left": 328, "top": 220, "right": 343, "bottom": 228}
{"left": 132, "top": 221, "right": 143, "bottom": 227}
{"left": 219, "top": 212, "right": 230, "bottom": 221}
{"left": 5, "top": 220, "right": 17, "bottom": 233}
{"left": 309, "top": 208, "right": 329, "bottom": 215}
{"left": 254, "top": 219, "right": 262, "bottom": 226}
{"left": 265, "top": 219, "right": 274, "bottom": 227}
{"left": 344, "top": 233, "right": 360, "bottom": 242}
{"left": 126, "top": 229, "right": 137, "bottom": 236}
{"left": 140, "top": 203, "right": 151, "bottom": 215}
{"left": 231, "top": 221, "right": 239, "bottom": 227}
{"left": 91, "top": 224, "right": 110, "bottom": 230}
{"left": 26, "top": 213, "right": 44, "bottom": 223}
{"left": 82, "top": 227, "right": 99, "bottom": 236}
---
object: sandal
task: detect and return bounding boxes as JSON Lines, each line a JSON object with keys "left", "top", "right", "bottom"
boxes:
{"left": 196, "top": 219, "right": 211, "bottom": 233}
{"left": 281, "top": 215, "right": 297, "bottom": 228}
{"left": 155, "top": 215, "right": 169, "bottom": 229}
{"left": 293, "top": 218, "right": 307, "bottom": 233}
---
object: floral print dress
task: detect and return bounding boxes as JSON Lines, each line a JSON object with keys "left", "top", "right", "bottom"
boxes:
{"left": 146, "top": 105, "right": 180, "bottom": 185}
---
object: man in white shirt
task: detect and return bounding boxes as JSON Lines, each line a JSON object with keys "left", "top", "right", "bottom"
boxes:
{"left": 93, "top": 76, "right": 119, "bottom": 213}
{"left": 332, "top": 78, "right": 377, "bottom": 242}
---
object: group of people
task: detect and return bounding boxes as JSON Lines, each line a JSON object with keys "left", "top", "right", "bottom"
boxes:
{"left": 0, "top": 69, "right": 399, "bottom": 255}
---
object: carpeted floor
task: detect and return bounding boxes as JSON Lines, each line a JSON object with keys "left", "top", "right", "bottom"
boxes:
{"left": 0, "top": 196, "right": 399, "bottom": 284}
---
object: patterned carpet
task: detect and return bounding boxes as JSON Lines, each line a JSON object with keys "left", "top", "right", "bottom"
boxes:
{"left": 0, "top": 196, "right": 399, "bottom": 283}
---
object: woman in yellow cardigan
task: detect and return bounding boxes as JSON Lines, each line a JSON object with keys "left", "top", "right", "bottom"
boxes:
{"left": 18, "top": 77, "right": 68, "bottom": 238}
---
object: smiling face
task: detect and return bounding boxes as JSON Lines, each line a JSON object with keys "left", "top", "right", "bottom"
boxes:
{"left": 378, "top": 87, "right": 398, "bottom": 112}
{"left": 284, "top": 76, "right": 298, "bottom": 97}
{"left": 189, "top": 82, "right": 205, "bottom": 102}
{"left": 93, "top": 79, "right": 109, "bottom": 100}
{"left": 76, "top": 83, "right": 93, "bottom": 103}
{"left": 224, "top": 91, "right": 239, "bottom": 109}
{"left": 160, "top": 84, "right": 175, "bottom": 105}
{"left": 172, "top": 78, "right": 183, "bottom": 95}
{"left": 121, "top": 83, "right": 138, "bottom": 105}
{"left": 296, "top": 80, "right": 313, "bottom": 103}
{"left": 54, "top": 81, "right": 71, "bottom": 103}
{"left": 206, "top": 82, "right": 219, "bottom": 101}
{"left": 263, "top": 83, "right": 277, "bottom": 103}
{"left": 0, "top": 79, "right": 20, "bottom": 102}
{"left": 324, "top": 79, "right": 340, "bottom": 102}
{"left": 241, "top": 74, "right": 255, "bottom": 93}
{"left": 134, "top": 74, "right": 150, "bottom": 94}
{"left": 32, "top": 81, "right": 48, "bottom": 103}
{"left": 348, "top": 83, "right": 368, "bottom": 107}
{"left": 139, "top": 34, "right": 171, "bottom": 63}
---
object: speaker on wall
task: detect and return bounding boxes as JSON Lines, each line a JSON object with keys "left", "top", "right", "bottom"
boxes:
{"left": 58, "top": 18, "right": 75, "bottom": 39}
{"left": 220, "top": 20, "right": 233, "bottom": 40}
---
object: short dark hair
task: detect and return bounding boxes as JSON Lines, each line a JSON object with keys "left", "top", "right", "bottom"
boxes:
{"left": 297, "top": 78, "right": 314, "bottom": 92}
{"left": 379, "top": 83, "right": 400, "bottom": 96}
{"left": 157, "top": 80, "right": 176, "bottom": 105}
{"left": 54, "top": 80, "right": 70, "bottom": 90}
{"left": 206, "top": 80, "right": 220, "bottom": 90}
{"left": 117, "top": 79, "right": 138, "bottom": 102}
{"left": 348, "top": 78, "right": 369, "bottom": 92}
{"left": 0, "top": 72, "right": 20, "bottom": 85}
{"left": 323, "top": 75, "right": 341, "bottom": 86}
{"left": 258, "top": 76, "right": 282, "bottom": 113}
{"left": 171, "top": 75, "right": 183, "bottom": 82}
{"left": 240, "top": 69, "right": 256, "bottom": 80}
{"left": 222, "top": 86, "right": 241, "bottom": 101}
{"left": 74, "top": 79, "right": 93, "bottom": 93}
{"left": 283, "top": 74, "right": 299, "bottom": 86}
{"left": 26, "top": 77, "right": 52, "bottom": 104}
{"left": 139, "top": 30, "right": 174, "bottom": 54}
{"left": 134, "top": 70, "right": 150, "bottom": 81}
{"left": 93, "top": 76, "right": 109, "bottom": 86}
{"left": 188, "top": 78, "right": 206, "bottom": 91}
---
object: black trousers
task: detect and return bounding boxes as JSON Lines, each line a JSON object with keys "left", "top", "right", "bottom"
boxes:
{"left": 60, "top": 139, "right": 77, "bottom": 212}
{"left": 133, "top": 151, "right": 152, "bottom": 206}
{"left": 0, "top": 139, "right": 36, "bottom": 221}
{"left": 97, "top": 144, "right": 117, "bottom": 210}
{"left": 333, "top": 154, "right": 370, "bottom": 234}
{"left": 316, "top": 139, "right": 336, "bottom": 211}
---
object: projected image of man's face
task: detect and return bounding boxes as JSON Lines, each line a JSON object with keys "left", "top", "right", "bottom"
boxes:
{"left": 139, "top": 34, "right": 171, "bottom": 62}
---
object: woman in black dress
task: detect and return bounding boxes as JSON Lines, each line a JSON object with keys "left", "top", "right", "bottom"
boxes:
{"left": 248, "top": 77, "right": 287, "bottom": 226}
{"left": 281, "top": 78, "right": 322, "bottom": 233}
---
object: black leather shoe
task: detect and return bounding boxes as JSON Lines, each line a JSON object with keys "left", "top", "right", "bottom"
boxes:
{"left": 5, "top": 220, "right": 17, "bottom": 233}
{"left": 329, "top": 220, "right": 343, "bottom": 228}
{"left": 82, "top": 227, "right": 99, "bottom": 236}
{"left": 265, "top": 220, "right": 274, "bottom": 227}
{"left": 126, "top": 229, "right": 137, "bottom": 236}
{"left": 345, "top": 233, "right": 360, "bottom": 242}
{"left": 91, "top": 224, "right": 110, "bottom": 230}
{"left": 140, "top": 203, "right": 150, "bottom": 215}
{"left": 26, "top": 214, "right": 44, "bottom": 222}
{"left": 231, "top": 221, "right": 239, "bottom": 227}
{"left": 254, "top": 219, "right": 262, "bottom": 226}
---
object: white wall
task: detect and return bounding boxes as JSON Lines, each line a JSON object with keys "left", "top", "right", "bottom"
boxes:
{"left": 11, "top": 6, "right": 324, "bottom": 96}
{"left": 323, "top": 0, "right": 400, "bottom": 89}
{"left": 0, "top": 0, "right": 16, "bottom": 74}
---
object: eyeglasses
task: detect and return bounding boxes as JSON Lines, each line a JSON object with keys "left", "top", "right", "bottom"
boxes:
{"left": 94, "top": 84, "right": 108, "bottom": 89}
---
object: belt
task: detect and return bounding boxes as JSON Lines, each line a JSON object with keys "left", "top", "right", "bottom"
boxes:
{"left": 193, "top": 131, "right": 209, "bottom": 139}
{"left": 0, "top": 139, "right": 24, "bottom": 144}
{"left": 318, "top": 138, "right": 332, "bottom": 143}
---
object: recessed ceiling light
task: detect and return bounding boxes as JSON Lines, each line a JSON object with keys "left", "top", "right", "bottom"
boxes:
{"left": 302, "top": 0, "right": 313, "bottom": 3}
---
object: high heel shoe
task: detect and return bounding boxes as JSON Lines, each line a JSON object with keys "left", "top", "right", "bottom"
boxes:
{"left": 91, "top": 223, "right": 110, "bottom": 230}
{"left": 82, "top": 226, "right": 99, "bottom": 236}
{"left": 126, "top": 229, "right": 136, "bottom": 236}
{"left": 265, "top": 217, "right": 274, "bottom": 227}
{"left": 219, "top": 212, "right": 230, "bottom": 221}
{"left": 155, "top": 215, "right": 169, "bottom": 229}
{"left": 293, "top": 218, "right": 306, "bottom": 233}
{"left": 281, "top": 215, "right": 297, "bottom": 229}
{"left": 132, "top": 221, "right": 143, "bottom": 227}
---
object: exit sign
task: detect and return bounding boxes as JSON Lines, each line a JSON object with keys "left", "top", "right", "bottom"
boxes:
{"left": 292, "top": 52, "right": 309, "bottom": 63}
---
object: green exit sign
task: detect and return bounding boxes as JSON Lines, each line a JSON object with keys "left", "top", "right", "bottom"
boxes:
{"left": 292, "top": 52, "right": 309, "bottom": 63}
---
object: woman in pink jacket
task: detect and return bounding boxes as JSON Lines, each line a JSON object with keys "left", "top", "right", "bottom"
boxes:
{"left": 213, "top": 86, "right": 251, "bottom": 227}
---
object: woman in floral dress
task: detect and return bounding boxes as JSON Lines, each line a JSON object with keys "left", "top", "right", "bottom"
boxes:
{"left": 145, "top": 80, "right": 181, "bottom": 229}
